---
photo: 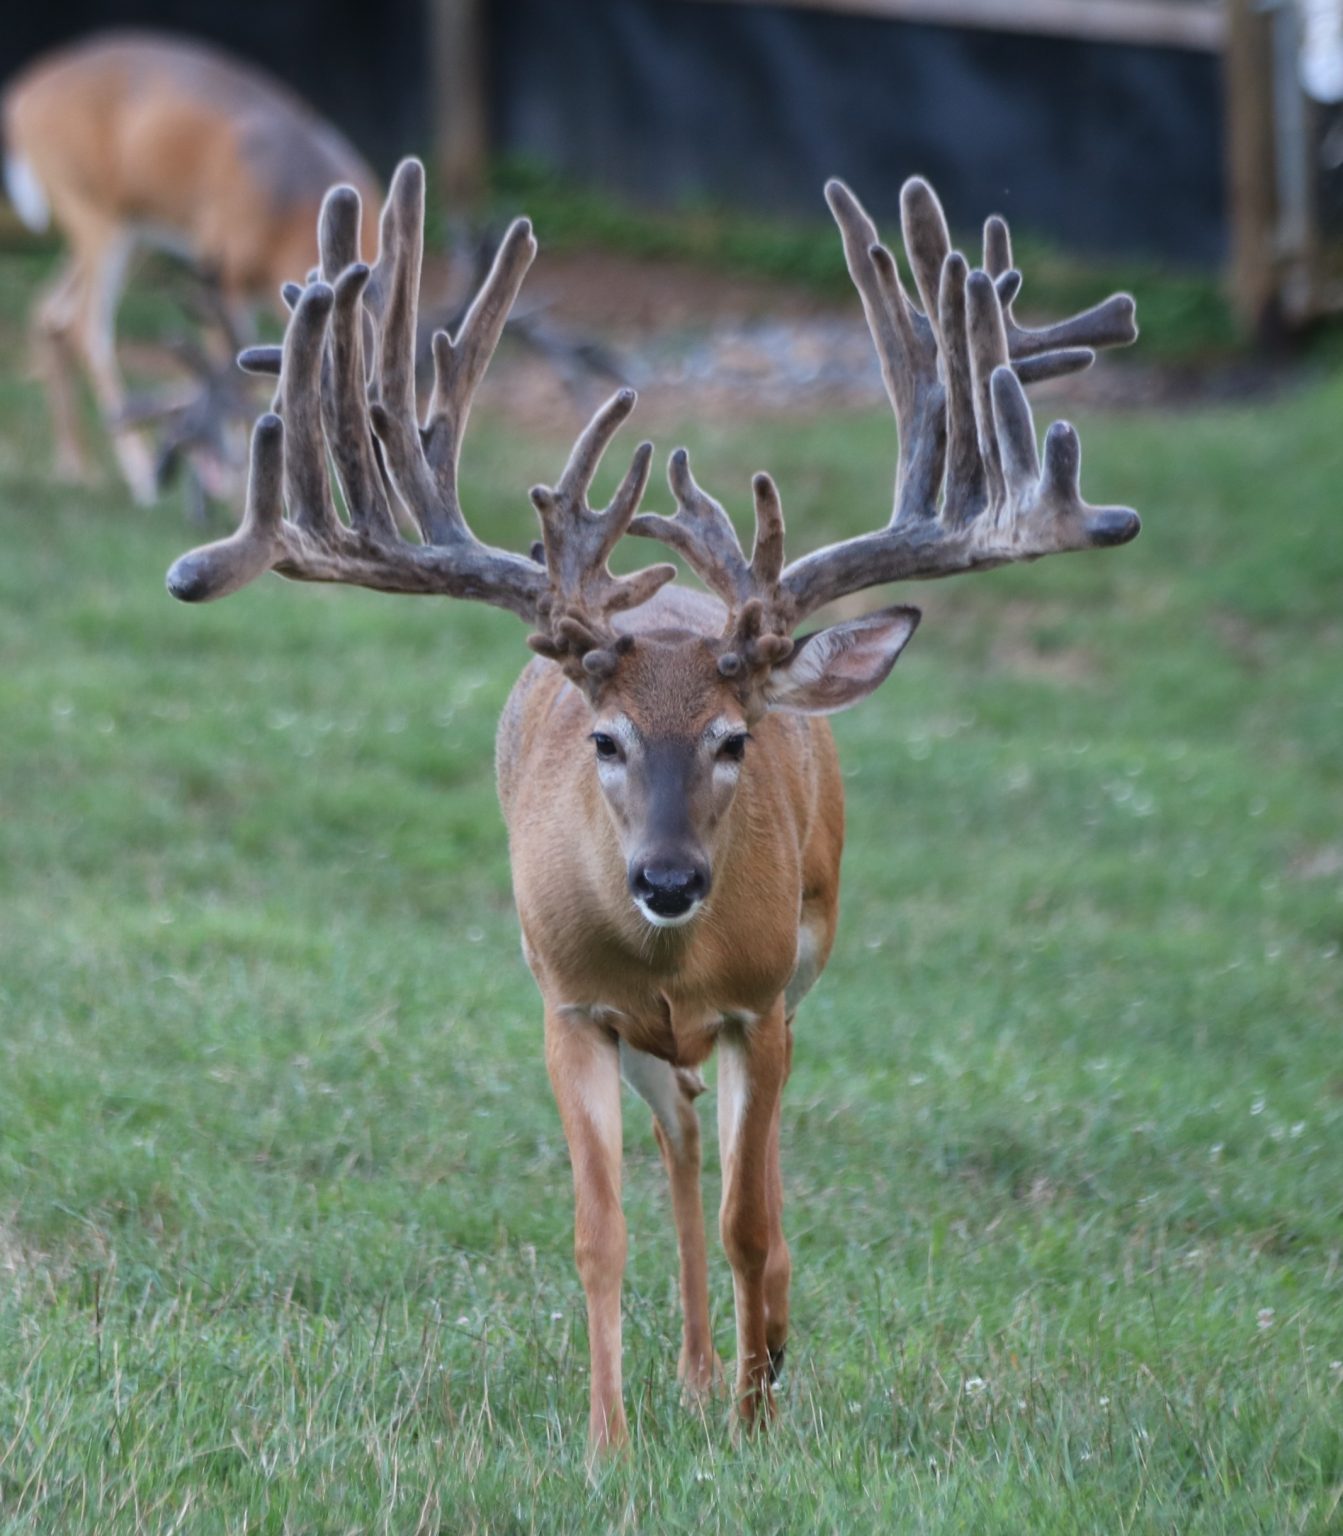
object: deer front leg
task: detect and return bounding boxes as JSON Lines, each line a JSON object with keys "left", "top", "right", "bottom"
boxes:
{"left": 718, "top": 998, "right": 789, "bottom": 1427}
{"left": 73, "top": 228, "right": 158, "bottom": 505}
{"left": 33, "top": 256, "right": 95, "bottom": 486}
{"left": 763, "top": 1015, "right": 795, "bottom": 1381}
{"left": 619, "top": 1043, "right": 722, "bottom": 1397}
{"left": 545, "top": 1005, "right": 628, "bottom": 1453}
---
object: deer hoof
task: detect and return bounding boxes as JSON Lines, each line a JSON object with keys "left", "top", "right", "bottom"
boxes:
{"left": 678, "top": 1346, "right": 726, "bottom": 1403}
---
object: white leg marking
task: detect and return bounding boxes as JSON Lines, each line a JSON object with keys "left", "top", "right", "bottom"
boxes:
{"left": 716, "top": 1037, "right": 751, "bottom": 1180}
{"left": 716, "top": 1033, "right": 756, "bottom": 1383}
{"left": 579, "top": 1070, "right": 620, "bottom": 1142}
{"left": 785, "top": 919, "right": 824, "bottom": 1015}
{"left": 619, "top": 1041, "right": 688, "bottom": 1153}
{"left": 4, "top": 154, "right": 50, "bottom": 233}
{"left": 552, "top": 1004, "right": 625, "bottom": 1145}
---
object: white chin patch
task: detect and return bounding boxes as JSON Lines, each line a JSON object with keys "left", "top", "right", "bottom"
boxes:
{"left": 636, "top": 899, "right": 701, "bottom": 929}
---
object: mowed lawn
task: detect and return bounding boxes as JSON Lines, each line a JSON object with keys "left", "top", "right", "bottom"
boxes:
{"left": 0, "top": 246, "right": 1340, "bottom": 1533}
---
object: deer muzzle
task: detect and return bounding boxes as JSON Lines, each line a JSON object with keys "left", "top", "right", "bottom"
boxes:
{"left": 629, "top": 856, "right": 710, "bottom": 926}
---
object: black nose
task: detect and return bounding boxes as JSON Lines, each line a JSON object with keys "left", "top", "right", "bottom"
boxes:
{"left": 630, "top": 859, "right": 709, "bottom": 917}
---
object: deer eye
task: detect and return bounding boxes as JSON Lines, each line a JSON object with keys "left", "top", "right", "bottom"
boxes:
{"left": 718, "top": 733, "right": 750, "bottom": 762}
{"left": 591, "top": 732, "right": 621, "bottom": 761}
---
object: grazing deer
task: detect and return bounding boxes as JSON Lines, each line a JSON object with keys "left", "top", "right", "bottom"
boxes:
{"left": 164, "top": 159, "right": 1139, "bottom": 1452}
{"left": 2, "top": 30, "right": 380, "bottom": 502}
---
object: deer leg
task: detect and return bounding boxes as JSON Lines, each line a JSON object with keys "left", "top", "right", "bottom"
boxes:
{"left": 618, "top": 1043, "right": 722, "bottom": 1398}
{"left": 195, "top": 273, "right": 257, "bottom": 358}
{"left": 32, "top": 256, "right": 95, "bottom": 484}
{"left": 74, "top": 228, "right": 159, "bottom": 504}
{"left": 545, "top": 1006, "right": 628, "bottom": 1453}
{"left": 763, "top": 1015, "right": 795, "bottom": 1380}
{"left": 717, "top": 999, "right": 789, "bottom": 1428}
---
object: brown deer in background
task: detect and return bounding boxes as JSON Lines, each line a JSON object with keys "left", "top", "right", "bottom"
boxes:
{"left": 164, "top": 159, "right": 1139, "bottom": 1452}
{"left": 3, "top": 30, "right": 380, "bottom": 503}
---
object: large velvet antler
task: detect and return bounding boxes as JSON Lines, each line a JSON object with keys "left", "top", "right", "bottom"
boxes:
{"left": 166, "top": 159, "right": 671, "bottom": 651}
{"left": 630, "top": 176, "right": 1140, "bottom": 636}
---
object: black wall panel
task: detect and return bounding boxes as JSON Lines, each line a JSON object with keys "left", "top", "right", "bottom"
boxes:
{"left": 490, "top": 0, "right": 1227, "bottom": 264}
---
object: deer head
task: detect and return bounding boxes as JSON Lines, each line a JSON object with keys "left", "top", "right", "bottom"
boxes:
{"left": 166, "top": 158, "right": 1138, "bottom": 933}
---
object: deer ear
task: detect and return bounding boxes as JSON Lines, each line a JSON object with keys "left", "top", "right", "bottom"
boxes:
{"left": 763, "top": 605, "right": 920, "bottom": 716}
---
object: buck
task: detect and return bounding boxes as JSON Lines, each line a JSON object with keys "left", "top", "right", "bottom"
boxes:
{"left": 2, "top": 30, "right": 380, "bottom": 503}
{"left": 164, "top": 159, "right": 1139, "bottom": 1451}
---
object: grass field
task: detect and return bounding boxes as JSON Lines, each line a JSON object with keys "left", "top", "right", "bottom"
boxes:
{"left": 0, "top": 246, "right": 1341, "bottom": 1532}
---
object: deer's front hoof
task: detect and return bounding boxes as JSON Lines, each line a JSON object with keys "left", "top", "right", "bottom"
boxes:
{"left": 678, "top": 1345, "right": 726, "bottom": 1404}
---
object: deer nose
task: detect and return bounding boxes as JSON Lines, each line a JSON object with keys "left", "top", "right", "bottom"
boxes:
{"left": 630, "top": 859, "right": 709, "bottom": 919}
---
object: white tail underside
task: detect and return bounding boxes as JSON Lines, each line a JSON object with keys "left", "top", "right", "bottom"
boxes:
{"left": 4, "top": 152, "right": 50, "bottom": 233}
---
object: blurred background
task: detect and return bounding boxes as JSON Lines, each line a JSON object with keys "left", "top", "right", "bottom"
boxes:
{"left": 0, "top": 3, "right": 1340, "bottom": 1529}
{"left": 2, "top": 1, "right": 1340, "bottom": 312}
{"left": 5, "top": 0, "right": 1340, "bottom": 473}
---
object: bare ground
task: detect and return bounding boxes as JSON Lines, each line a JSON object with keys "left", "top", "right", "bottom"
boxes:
{"left": 459, "top": 246, "right": 1300, "bottom": 433}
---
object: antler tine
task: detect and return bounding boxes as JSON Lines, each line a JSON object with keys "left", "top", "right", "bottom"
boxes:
{"left": 364, "top": 159, "right": 453, "bottom": 545}
{"left": 965, "top": 268, "right": 1011, "bottom": 516}
{"left": 937, "top": 249, "right": 985, "bottom": 526}
{"left": 205, "top": 209, "right": 336, "bottom": 399}
{"left": 981, "top": 208, "right": 1138, "bottom": 380}
{"left": 720, "top": 473, "right": 794, "bottom": 671}
{"left": 326, "top": 259, "right": 398, "bottom": 541}
{"left": 319, "top": 183, "right": 361, "bottom": 282}
{"left": 824, "top": 179, "right": 941, "bottom": 520}
{"left": 280, "top": 280, "right": 340, "bottom": 538}
{"left": 166, "top": 414, "right": 285, "bottom": 601}
{"left": 748, "top": 471, "right": 787, "bottom": 596}
{"left": 628, "top": 449, "right": 750, "bottom": 608}
{"left": 899, "top": 177, "right": 952, "bottom": 343}
{"left": 626, "top": 451, "right": 796, "bottom": 642}
{"left": 237, "top": 343, "right": 282, "bottom": 377}
{"left": 423, "top": 217, "right": 537, "bottom": 507}
{"left": 166, "top": 282, "right": 342, "bottom": 601}
{"left": 983, "top": 213, "right": 1013, "bottom": 280}
{"left": 526, "top": 389, "right": 676, "bottom": 665}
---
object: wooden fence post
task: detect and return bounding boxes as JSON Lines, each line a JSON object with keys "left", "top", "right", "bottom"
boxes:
{"left": 1224, "top": 0, "right": 1280, "bottom": 334}
{"left": 431, "top": 0, "right": 488, "bottom": 204}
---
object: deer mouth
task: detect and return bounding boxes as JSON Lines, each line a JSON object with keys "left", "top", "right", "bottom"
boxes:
{"left": 635, "top": 891, "right": 702, "bottom": 927}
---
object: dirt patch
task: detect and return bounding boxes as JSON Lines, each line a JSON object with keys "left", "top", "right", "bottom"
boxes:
{"left": 1289, "top": 845, "right": 1343, "bottom": 881}
{"left": 445, "top": 245, "right": 1303, "bottom": 433}
{"left": 0, "top": 1219, "right": 50, "bottom": 1302}
{"left": 1212, "top": 611, "right": 1273, "bottom": 674}
{"left": 523, "top": 248, "right": 826, "bottom": 335}
{"left": 100, "top": 241, "right": 1306, "bottom": 478}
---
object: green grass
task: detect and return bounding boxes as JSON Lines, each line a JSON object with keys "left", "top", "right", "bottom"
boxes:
{"left": 0, "top": 248, "right": 1341, "bottom": 1533}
